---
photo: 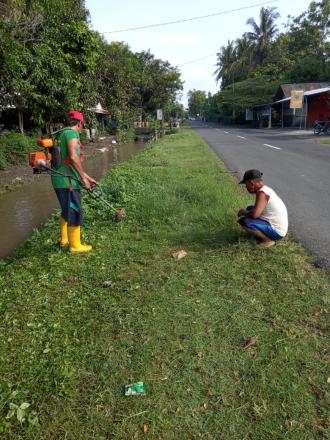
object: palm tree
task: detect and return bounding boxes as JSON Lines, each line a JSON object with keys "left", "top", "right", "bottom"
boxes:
{"left": 246, "top": 6, "right": 280, "bottom": 64}
{"left": 233, "top": 34, "right": 254, "bottom": 78}
{"left": 214, "top": 40, "right": 237, "bottom": 89}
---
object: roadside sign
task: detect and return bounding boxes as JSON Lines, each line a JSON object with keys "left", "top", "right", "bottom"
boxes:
{"left": 290, "top": 90, "right": 304, "bottom": 109}
{"left": 246, "top": 109, "right": 253, "bottom": 121}
{"left": 156, "top": 109, "right": 163, "bottom": 120}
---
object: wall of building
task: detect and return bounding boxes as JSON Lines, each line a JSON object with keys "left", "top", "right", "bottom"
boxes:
{"left": 307, "top": 93, "right": 330, "bottom": 126}
{"left": 282, "top": 101, "right": 306, "bottom": 128}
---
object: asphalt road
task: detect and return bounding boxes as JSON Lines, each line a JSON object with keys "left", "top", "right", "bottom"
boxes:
{"left": 190, "top": 121, "right": 330, "bottom": 272}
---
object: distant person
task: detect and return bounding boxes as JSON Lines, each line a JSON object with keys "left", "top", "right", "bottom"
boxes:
{"left": 237, "top": 169, "right": 288, "bottom": 248}
{"left": 51, "top": 111, "right": 97, "bottom": 253}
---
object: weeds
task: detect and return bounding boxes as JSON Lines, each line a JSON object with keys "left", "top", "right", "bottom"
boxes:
{"left": 0, "top": 133, "right": 36, "bottom": 170}
{"left": 0, "top": 129, "right": 329, "bottom": 439}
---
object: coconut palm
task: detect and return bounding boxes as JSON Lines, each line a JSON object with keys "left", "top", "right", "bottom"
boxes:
{"left": 214, "top": 40, "right": 237, "bottom": 88}
{"left": 233, "top": 34, "right": 255, "bottom": 78}
{"left": 235, "top": 34, "right": 253, "bottom": 61}
{"left": 246, "top": 6, "right": 280, "bottom": 64}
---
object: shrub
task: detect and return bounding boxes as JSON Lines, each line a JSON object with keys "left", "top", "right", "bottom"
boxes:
{"left": 117, "top": 127, "right": 135, "bottom": 144}
{"left": 0, "top": 133, "right": 36, "bottom": 170}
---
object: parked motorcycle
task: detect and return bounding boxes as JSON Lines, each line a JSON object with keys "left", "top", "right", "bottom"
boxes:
{"left": 313, "top": 120, "right": 330, "bottom": 135}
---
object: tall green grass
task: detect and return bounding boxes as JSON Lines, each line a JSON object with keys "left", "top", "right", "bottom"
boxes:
{"left": 0, "top": 133, "right": 36, "bottom": 170}
{"left": 0, "top": 129, "right": 329, "bottom": 439}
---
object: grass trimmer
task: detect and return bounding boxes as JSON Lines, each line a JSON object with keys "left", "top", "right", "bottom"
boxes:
{"left": 85, "top": 185, "right": 126, "bottom": 220}
{"left": 30, "top": 149, "right": 125, "bottom": 220}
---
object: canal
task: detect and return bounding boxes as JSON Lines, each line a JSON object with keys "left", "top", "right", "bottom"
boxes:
{"left": 0, "top": 139, "right": 144, "bottom": 259}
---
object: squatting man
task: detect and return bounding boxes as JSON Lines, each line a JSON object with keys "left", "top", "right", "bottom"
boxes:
{"left": 237, "top": 169, "right": 288, "bottom": 248}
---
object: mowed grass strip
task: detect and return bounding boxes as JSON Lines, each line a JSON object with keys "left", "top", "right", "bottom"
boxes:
{"left": 0, "top": 129, "right": 329, "bottom": 439}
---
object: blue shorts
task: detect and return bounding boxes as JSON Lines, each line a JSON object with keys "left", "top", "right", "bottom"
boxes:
{"left": 54, "top": 189, "right": 83, "bottom": 226}
{"left": 238, "top": 206, "right": 283, "bottom": 241}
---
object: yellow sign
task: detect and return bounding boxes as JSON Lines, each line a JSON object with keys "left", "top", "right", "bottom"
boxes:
{"left": 290, "top": 90, "right": 304, "bottom": 109}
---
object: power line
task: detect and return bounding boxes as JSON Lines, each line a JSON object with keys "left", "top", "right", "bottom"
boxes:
{"left": 101, "top": 0, "right": 279, "bottom": 34}
{"left": 177, "top": 53, "right": 218, "bottom": 67}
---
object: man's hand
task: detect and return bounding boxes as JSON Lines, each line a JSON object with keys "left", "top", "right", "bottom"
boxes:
{"left": 81, "top": 174, "right": 97, "bottom": 190}
{"left": 81, "top": 176, "right": 91, "bottom": 190}
{"left": 237, "top": 209, "right": 246, "bottom": 217}
{"left": 85, "top": 174, "right": 97, "bottom": 188}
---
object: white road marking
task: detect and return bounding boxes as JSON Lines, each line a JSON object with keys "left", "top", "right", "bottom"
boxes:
{"left": 263, "top": 143, "right": 281, "bottom": 150}
{"left": 237, "top": 135, "right": 246, "bottom": 139}
{"left": 224, "top": 131, "right": 230, "bottom": 134}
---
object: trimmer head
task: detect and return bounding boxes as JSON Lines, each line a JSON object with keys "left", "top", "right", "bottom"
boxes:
{"left": 115, "top": 208, "right": 126, "bottom": 221}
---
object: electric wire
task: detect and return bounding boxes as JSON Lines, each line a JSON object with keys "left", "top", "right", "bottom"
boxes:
{"left": 177, "top": 53, "right": 218, "bottom": 67}
{"left": 101, "top": 0, "right": 279, "bottom": 34}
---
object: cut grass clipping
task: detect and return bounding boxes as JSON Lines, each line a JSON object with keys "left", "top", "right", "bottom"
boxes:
{"left": 0, "top": 129, "right": 329, "bottom": 439}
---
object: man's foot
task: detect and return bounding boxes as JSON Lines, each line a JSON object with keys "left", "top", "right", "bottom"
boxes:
{"left": 257, "top": 240, "right": 276, "bottom": 248}
{"left": 69, "top": 243, "right": 92, "bottom": 253}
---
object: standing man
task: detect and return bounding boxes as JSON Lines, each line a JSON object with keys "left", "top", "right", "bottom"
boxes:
{"left": 51, "top": 110, "right": 97, "bottom": 253}
{"left": 237, "top": 169, "right": 288, "bottom": 248}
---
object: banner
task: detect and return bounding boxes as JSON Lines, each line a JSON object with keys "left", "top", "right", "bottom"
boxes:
{"left": 290, "top": 90, "right": 304, "bottom": 109}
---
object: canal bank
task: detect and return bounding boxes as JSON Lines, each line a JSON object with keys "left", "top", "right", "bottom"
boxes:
{"left": 0, "top": 129, "right": 329, "bottom": 439}
{"left": 0, "top": 137, "right": 144, "bottom": 258}
{"left": 0, "top": 136, "right": 115, "bottom": 192}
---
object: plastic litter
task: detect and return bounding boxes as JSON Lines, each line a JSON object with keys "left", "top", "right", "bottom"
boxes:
{"left": 102, "top": 280, "right": 113, "bottom": 288}
{"left": 124, "top": 381, "right": 146, "bottom": 396}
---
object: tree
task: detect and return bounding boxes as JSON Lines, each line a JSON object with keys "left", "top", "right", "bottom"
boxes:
{"left": 0, "top": 0, "right": 101, "bottom": 131}
{"left": 0, "top": 0, "right": 43, "bottom": 132}
{"left": 84, "top": 43, "right": 183, "bottom": 127}
{"left": 207, "top": 77, "right": 279, "bottom": 124}
{"left": 246, "top": 6, "right": 280, "bottom": 65}
{"left": 208, "top": 1, "right": 330, "bottom": 125}
{"left": 0, "top": 0, "right": 183, "bottom": 133}
{"left": 287, "top": 1, "right": 330, "bottom": 60}
{"left": 214, "top": 41, "right": 237, "bottom": 88}
{"left": 285, "top": 56, "right": 330, "bottom": 82}
{"left": 134, "top": 50, "right": 183, "bottom": 120}
{"left": 95, "top": 40, "right": 141, "bottom": 127}
{"left": 187, "top": 89, "right": 207, "bottom": 118}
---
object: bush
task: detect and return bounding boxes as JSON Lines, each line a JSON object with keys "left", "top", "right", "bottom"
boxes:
{"left": 117, "top": 127, "right": 135, "bottom": 144}
{"left": 0, "top": 133, "right": 36, "bottom": 170}
{"left": 79, "top": 129, "right": 89, "bottom": 145}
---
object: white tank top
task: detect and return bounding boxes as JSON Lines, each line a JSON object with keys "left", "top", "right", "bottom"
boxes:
{"left": 259, "top": 185, "right": 288, "bottom": 237}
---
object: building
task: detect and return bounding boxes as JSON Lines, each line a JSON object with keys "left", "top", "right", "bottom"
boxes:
{"left": 250, "top": 82, "right": 330, "bottom": 129}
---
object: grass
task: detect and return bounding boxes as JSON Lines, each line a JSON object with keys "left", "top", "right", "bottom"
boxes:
{"left": 318, "top": 139, "right": 330, "bottom": 145}
{"left": 0, "top": 133, "right": 36, "bottom": 170}
{"left": 0, "top": 129, "right": 329, "bottom": 439}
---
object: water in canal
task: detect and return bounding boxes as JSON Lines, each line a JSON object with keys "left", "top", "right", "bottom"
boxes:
{"left": 0, "top": 141, "right": 144, "bottom": 259}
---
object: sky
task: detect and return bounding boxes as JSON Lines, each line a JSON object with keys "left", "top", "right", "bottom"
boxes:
{"left": 85, "top": 0, "right": 313, "bottom": 105}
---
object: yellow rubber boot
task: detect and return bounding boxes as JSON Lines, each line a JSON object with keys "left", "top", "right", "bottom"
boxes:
{"left": 68, "top": 225, "right": 92, "bottom": 253}
{"left": 59, "top": 218, "right": 69, "bottom": 247}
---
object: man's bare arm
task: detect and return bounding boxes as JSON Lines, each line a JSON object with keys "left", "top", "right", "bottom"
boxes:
{"left": 237, "top": 191, "right": 269, "bottom": 218}
{"left": 67, "top": 138, "right": 97, "bottom": 189}
{"left": 246, "top": 192, "right": 269, "bottom": 218}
